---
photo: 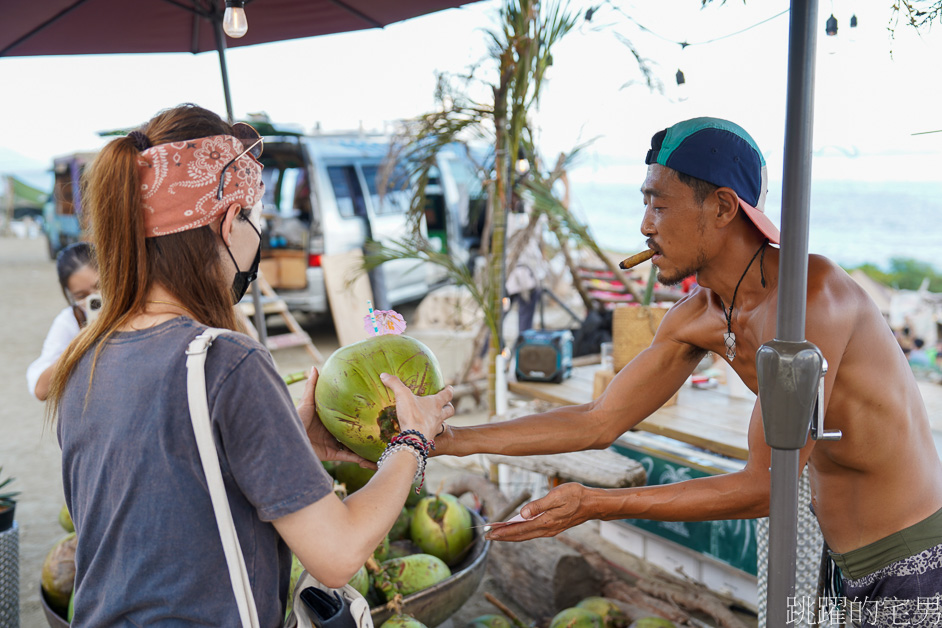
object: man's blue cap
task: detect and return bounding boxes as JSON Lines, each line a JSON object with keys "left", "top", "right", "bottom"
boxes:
{"left": 645, "top": 117, "right": 780, "bottom": 244}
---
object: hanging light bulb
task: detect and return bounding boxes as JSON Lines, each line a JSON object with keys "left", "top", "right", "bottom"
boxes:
{"left": 675, "top": 69, "right": 686, "bottom": 86}
{"left": 223, "top": 1, "right": 248, "bottom": 38}
{"left": 825, "top": 14, "right": 838, "bottom": 36}
{"left": 515, "top": 148, "right": 529, "bottom": 175}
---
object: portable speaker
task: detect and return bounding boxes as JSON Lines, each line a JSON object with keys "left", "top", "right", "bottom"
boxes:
{"left": 514, "top": 329, "right": 573, "bottom": 383}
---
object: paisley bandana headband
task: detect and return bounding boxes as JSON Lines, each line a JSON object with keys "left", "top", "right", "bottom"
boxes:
{"left": 136, "top": 134, "right": 263, "bottom": 237}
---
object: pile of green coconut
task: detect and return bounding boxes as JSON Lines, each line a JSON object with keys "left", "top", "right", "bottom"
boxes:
{"left": 288, "top": 461, "right": 478, "bottom": 628}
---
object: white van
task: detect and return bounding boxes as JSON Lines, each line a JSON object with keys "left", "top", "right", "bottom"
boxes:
{"left": 256, "top": 130, "right": 487, "bottom": 315}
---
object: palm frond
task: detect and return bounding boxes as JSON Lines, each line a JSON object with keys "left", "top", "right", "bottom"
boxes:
{"left": 362, "top": 239, "right": 501, "bottom": 339}
{"left": 0, "top": 469, "right": 18, "bottom": 507}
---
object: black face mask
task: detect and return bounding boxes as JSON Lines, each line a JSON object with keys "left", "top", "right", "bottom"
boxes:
{"left": 223, "top": 218, "right": 262, "bottom": 304}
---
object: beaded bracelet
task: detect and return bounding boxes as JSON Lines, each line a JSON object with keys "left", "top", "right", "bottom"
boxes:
{"left": 398, "top": 429, "right": 435, "bottom": 451}
{"left": 390, "top": 437, "right": 427, "bottom": 459}
{"left": 377, "top": 443, "right": 427, "bottom": 492}
{"left": 390, "top": 433, "right": 432, "bottom": 454}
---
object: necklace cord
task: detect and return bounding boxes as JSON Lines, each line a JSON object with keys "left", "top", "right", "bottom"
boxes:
{"left": 722, "top": 240, "right": 769, "bottom": 334}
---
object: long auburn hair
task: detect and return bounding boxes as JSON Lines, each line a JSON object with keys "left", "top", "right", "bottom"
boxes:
{"left": 49, "top": 104, "right": 244, "bottom": 418}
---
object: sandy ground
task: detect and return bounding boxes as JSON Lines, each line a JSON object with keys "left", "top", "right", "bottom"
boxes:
{"left": 2, "top": 235, "right": 75, "bottom": 627}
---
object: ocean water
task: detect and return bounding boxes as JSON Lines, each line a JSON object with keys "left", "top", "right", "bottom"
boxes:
{"left": 567, "top": 180, "right": 942, "bottom": 270}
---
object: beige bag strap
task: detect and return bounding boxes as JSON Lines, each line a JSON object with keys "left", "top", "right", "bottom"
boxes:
{"left": 186, "top": 328, "right": 261, "bottom": 628}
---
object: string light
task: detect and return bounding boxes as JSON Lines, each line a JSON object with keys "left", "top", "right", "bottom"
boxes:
{"left": 596, "top": 2, "right": 790, "bottom": 85}
{"left": 600, "top": 2, "right": 790, "bottom": 49}
{"left": 826, "top": 14, "right": 838, "bottom": 36}
{"left": 223, "top": 1, "right": 248, "bottom": 38}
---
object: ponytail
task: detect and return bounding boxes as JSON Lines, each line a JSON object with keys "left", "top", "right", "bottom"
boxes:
{"left": 48, "top": 136, "right": 150, "bottom": 420}
{"left": 48, "top": 104, "right": 242, "bottom": 423}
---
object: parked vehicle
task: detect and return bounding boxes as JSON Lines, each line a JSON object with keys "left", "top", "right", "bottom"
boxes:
{"left": 256, "top": 129, "right": 487, "bottom": 315}
{"left": 43, "top": 152, "right": 96, "bottom": 259}
{"left": 36, "top": 128, "right": 488, "bottom": 317}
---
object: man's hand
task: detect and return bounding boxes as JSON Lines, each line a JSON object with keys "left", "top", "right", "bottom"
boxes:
{"left": 485, "top": 482, "right": 594, "bottom": 542}
{"left": 297, "top": 367, "right": 375, "bottom": 468}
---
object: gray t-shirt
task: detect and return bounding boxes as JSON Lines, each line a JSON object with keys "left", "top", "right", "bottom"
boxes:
{"left": 58, "top": 317, "right": 333, "bottom": 627}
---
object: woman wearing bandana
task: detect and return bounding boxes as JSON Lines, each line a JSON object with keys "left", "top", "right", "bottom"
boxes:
{"left": 47, "top": 104, "right": 455, "bottom": 627}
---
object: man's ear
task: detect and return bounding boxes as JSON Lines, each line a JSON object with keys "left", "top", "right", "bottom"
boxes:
{"left": 219, "top": 203, "right": 242, "bottom": 247}
{"left": 713, "top": 188, "right": 741, "bottom": 229}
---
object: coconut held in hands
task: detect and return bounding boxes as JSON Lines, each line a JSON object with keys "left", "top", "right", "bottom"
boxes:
{"left": 315, "top": 310, "right": 445, "bottom": 462}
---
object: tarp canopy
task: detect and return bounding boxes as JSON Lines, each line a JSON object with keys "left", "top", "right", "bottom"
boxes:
{"left": 4, "top": 175, "right": 49, "bottom": 209}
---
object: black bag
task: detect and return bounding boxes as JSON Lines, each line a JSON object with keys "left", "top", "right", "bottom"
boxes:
{"left": 571, "top": 308, "right": 613, "bottom": 357}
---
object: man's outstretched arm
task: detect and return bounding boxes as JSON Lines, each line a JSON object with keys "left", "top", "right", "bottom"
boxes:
{"left": 435, "top": 325, "right": 703, "bottom": 458}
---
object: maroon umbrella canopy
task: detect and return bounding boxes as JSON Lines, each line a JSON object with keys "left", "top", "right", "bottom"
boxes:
{"left": 1, "top": 0, "right": 480, "bottom": 56}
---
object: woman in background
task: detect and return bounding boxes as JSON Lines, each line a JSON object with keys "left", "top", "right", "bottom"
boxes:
{"left": 26, "top": 241, "right": 100, "bottom": 400}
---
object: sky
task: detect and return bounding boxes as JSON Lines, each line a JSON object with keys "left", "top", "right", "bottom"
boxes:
{"left": 2, "top": 0, "right": 941, "bottom": 192}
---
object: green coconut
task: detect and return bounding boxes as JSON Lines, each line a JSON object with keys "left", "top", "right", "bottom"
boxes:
{"left": 387, "top": 539, "right": 422, "bottom": 560}
{"left": 285, "top": 554, "right": 305, "bottom": 619}
{"left": 58, "top": 504, "right": 74, "bottom": 533}
{"left": 348, "top": 565, "right": 371, "bottom": 597}
{"left": 373, "top": 535, "right": 391, "bottom": 562}
{"left": 465, "top": 614, "right": 514, "bottom": 628}
{"left": 334, "top": 462, "right": 378, "bottom": 494}
{"left": 41, "top": 532, "right": 77, "bottom": 613}
{"left": 410, "top": 494, "right": 473, "bottom": 566}
{"left": 389, "top": 506, "right": 413, "bottom": 542}
{"left": 549, "top": 608, "right": 605, "bottom": 628}
{"left": 576, "top": 597, "right": 627, "bottom": 628}
{"left": 315, "top": 335, "right": 445, "bottom": 462}
{"left": 627, "top": 619, "right": 675, "bottom": 628}
{"left": 372, "top": 554, "right": 451, "bottom": 601}
{"left": 381, "top": 614, "right": 429, "bottom": 628}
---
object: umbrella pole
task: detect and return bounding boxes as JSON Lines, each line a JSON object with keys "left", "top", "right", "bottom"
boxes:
{"left": 213, "top": 19, "right": 236, "bottom": 125}
{"left": 213, "top": 18, "right": 268, "bottom": 347}
{"left": 756, "top": 0, "right": 823, "bottom": 625}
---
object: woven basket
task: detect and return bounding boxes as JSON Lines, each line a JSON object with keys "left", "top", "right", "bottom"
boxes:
{"left": 612, "top": 305, "right": 669, "bottom": 371}
{"left": 612, "top": 305, "right": 678, "bottom": 407}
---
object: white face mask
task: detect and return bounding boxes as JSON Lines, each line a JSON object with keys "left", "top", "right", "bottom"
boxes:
{"left": 82, "top": 292, "right": 103, "bottom": 323}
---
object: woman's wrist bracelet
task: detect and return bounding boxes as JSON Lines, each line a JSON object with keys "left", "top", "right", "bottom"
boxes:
{"left": 397, "top": 429, "right": 435, "bottom": 450}
{"left": 390, "top": 433, "right": 432, "bottom": 454}
{"left": 377, "top": 442, "right": 427, "bottom": 491}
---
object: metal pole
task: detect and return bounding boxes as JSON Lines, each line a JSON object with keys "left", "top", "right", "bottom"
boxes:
{"left": 213, "top": 19, "right": 235, "bottom": 126}
{"left": 213, "top": 18, "right": 267, "bottom": 347}
{"left": 756, "top": 0, "right": 821, "bottom": 624}
{"left": 778, "top": 0, "right": 818, "bottom": 344}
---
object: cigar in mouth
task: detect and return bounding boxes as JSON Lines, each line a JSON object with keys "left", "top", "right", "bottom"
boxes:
{"left": 618, "top": 249, "right": 655, "bottom": 270}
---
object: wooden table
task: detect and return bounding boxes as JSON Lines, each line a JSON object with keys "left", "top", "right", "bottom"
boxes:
{"left": 508, "top": 363, "right": 755, "bottom": 461}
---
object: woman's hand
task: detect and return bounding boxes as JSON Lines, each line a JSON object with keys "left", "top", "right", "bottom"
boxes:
{"left": 379, "top": 373, "right": 455, "bottom": 443}
{"left": 297, "top": 367, "right": 375, "bottom": 468}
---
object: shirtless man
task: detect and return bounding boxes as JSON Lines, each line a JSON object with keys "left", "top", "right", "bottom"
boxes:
{"left": 435, "top": 118, "right": 942, "bottom": 622}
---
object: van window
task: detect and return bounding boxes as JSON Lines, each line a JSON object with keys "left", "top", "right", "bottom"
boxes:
{"left": 362, "top": 165, "right": 410, "bottom": 216}
{"left": 327, "top": 166, "right": 368, "bottom": 219}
